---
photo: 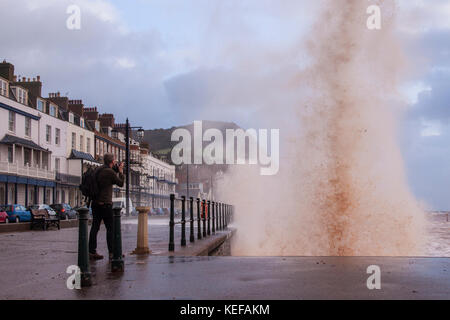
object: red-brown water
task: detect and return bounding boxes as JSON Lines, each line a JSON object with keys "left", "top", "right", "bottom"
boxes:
{"left": 218, "top": 0, "right": 427, "bottom": 256}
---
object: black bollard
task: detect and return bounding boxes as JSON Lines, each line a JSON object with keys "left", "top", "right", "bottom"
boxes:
{"left": 225, "top": 204, "right": 228, "bottom": 228}
{"left": 111, "top": 207, "right": 124, "bottom": 272}
{"left": 169, "top": 194, "right": 175, "bottom": 252}
{"left": 181, "top": 196, "right": 186, "bottom": 247}
{"left": 202, "top": 200, "right": 206, "bottom": 238}
{"left": 218, "top": 203, "right": 221, "bottom": 230}
{"left": 222, "top": 203, "right": 226, "bottom": 230}
{"left": 207, "top": 201, "right": 211, "bottom": 236}
{"left": 215, "top": 202, "right": 219, "bottom": 231}
{"left": 226, "top": 205, "right": 229, "bottom": 228}
{"left": 218, "top": 202, "right": 221, "bottom": 230}
{"left": 197, "top": 198, "right": 202, "bottom": 240}
{"left": 212, "top": 201, "right": 215, "bottom": 234}
{"left": 189, "top": 197, "right": 195, "bottom": 243}
{"left": 77, "top": 207, "right": 91, "bottom": 287}
{"left": 224, "top": 204, "right": 227, "bottom": 228}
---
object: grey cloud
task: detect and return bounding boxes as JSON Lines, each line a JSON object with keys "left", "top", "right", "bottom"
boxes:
{"left": 408, "top": 71, "right": 450, "bottom": 123}
{"left": 0, "top": 0, "right": 173, "bottom": 128}
{"left": 401, "top": 27, "right": 450, "bottom": 210}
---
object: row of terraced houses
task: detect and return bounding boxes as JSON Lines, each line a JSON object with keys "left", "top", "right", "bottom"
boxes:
{"left": 0, "top": 60, "right": 176, "bottom": 209}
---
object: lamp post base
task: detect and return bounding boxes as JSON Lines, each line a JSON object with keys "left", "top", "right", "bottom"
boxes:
{"left": 133, "top": 206, "right": 151, "bottom": 255}
{"left": 131, "top": 247, "right": 151, "bottom": 255}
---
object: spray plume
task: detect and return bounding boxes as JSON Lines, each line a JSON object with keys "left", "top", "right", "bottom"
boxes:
{"left": 217, "top": 0, "right": 426, "bottom": 256}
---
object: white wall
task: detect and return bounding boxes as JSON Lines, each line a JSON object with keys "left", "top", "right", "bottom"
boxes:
{"left": 66, "top": 122, "right": 94, "bottom": 178}
{"left": 0, "top": 94, "right": 40, "bottom": 150}
{"left": 66, "top": 122, "right": 94, "bottom": 156}
{"left": 37, "top": 109, "right": 67, "bottom": 173}
{"left": 68, "top": 159, "right": 82, "bottom": 177}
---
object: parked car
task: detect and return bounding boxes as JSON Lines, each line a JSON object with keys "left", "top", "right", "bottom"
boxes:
{"left": 50, "top": 203, "right": 77, "bottom": 220}
{"left": 0, "top": 206, "right": 8, "bottom": 223}
{"left": 112, "top": 198, "right": 137, "bottom": 216}
{"left": 5, "top": 204, "right": 32, "bottom": 223}
{"left": 149, "top": 208, "right": 157, "bottom": 216}
{"left": 28, "top": 204, "right": 57, "bottom": 216}
{"left": 28, "top": 204, "right": 60, "bottom": 230}
{"left": 155, "top": 208, "right": 165, "bottom": 216}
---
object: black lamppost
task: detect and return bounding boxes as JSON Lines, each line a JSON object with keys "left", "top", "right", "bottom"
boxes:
{"left": 186, "top": 164, "right": 189, "bottom": 199}
{"left": 124, "top": 118, "right": 144, "bottom": 216}
{"left": 151, "top": 167, "right": 155, "bottom": 209}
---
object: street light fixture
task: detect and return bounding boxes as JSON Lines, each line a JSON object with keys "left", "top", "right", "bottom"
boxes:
{"left": 137, "top": 128, "right": 145, "bottom": 140}
{"left": 124, "top": 118, "right": 144, "bottom": 216}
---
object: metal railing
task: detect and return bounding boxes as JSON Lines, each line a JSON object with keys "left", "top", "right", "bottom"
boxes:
{"left": 169, "top": 194, "right": 233, "bottom": 252}
{"left": 0, "top": 161, "right": 55, "bottom": 179}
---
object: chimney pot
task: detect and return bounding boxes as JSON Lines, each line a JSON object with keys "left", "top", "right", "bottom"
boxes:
{"left": 37, "top": 75, "right": 40, "bottom": 81}
{"left": 22, "top": 77, "right": 26, "bottom": 82}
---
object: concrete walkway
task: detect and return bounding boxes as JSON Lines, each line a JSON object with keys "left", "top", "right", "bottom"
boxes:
{"left": 0, "top": 254, "right": 448, "bottom": 299}
{"left": 0, "top": 217, "right": 449, "bottom": 300}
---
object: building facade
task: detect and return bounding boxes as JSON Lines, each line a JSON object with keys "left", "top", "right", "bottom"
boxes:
{"left": 0, "top": 60, "right": 177, "bottom": 209}
{"left": 146, "top": 153, "right": 176, "bottom": 209}
{"left": 0, "top": 62, "right": 55, "bottom": 206}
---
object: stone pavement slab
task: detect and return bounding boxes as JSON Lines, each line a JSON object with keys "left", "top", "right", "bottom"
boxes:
{"left": 0, "top": 217, "right": 449, "bottom": 300}
{"left": 0, "top": 255, "right": 449, "bottom": 300}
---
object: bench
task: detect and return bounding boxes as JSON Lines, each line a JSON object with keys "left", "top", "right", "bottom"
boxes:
{"left": 30, "top": 209, "right": 60, "bottom": 231}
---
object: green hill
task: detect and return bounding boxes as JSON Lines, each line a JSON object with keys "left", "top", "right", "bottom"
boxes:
{"left": 142, "top": 120, "right": 241, "bottom": 161}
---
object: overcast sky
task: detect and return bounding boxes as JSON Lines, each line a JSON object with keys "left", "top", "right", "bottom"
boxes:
{"left": 1, "top": 0, "right": 449, "bottom": 209}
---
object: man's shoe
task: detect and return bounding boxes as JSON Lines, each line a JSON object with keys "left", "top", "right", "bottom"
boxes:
{"left": 89, "top": 252, "right": 104, "bottom": 260}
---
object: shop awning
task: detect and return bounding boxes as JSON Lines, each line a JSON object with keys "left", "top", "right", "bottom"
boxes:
{"left": 69, "top": 149, "right": 97, "bottom": 162}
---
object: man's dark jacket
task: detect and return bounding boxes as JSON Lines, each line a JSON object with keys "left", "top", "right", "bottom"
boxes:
{"left": 95, "top": 165, "right": 125, "bottom": 205}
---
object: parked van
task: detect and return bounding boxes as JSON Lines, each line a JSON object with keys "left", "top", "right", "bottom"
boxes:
{"left": 112, "top": 198, "right": 137, "bottom": 216}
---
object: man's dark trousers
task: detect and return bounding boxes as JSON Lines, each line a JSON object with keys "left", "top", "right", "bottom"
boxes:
{"left": 89, "top": 203, "right": 113, "bottom": 254}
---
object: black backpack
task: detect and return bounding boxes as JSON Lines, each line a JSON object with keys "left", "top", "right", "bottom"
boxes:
{"left": 79, "top": 166, "right": 104, "bottom": 205}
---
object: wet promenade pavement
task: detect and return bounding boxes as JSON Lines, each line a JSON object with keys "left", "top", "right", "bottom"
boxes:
{"left": 0, "top": 216, "right": 449, "bottom": 300}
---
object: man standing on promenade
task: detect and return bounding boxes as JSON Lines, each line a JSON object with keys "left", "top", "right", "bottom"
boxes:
{"left": 88, "top": 153, "right": 124, "bottom": 260}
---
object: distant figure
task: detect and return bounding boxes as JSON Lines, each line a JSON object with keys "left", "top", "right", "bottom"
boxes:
{"left": 88, "top": 153, "right": 124, "bottom": 260}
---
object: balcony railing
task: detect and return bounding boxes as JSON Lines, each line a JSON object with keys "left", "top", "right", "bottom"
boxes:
{"left": 0, "top": 161, "right": 56, "bottom": 180}
{"left": 55, "top": 172, "right": 81, "bottom": 185}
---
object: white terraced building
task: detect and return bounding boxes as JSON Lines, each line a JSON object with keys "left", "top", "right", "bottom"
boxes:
{"left": 0, "top": 71, "right": 56, "bottom": 205}
{"left": 0, "top": 60, "right": 177, "bottom": 209}
{"left": 0, "top": 61, "right": 95, "bottom": 207}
